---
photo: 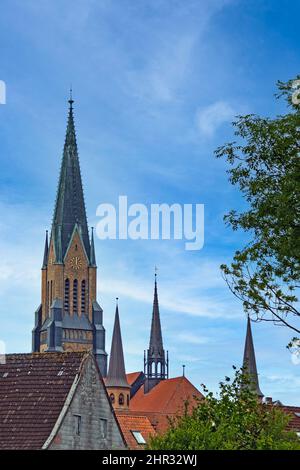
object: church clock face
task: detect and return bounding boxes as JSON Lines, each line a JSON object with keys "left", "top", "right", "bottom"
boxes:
{"left": 70, "top": 256, "right": 82, "bottom": 271}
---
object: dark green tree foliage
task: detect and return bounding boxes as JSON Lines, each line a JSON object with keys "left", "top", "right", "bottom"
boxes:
{"left": 215, "top": 78, "right": 300, "bottom": 339}
{"left": 148, "top": 368, "right": 300, "bottom": 450}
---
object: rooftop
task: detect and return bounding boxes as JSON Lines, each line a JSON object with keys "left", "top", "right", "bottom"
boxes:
{"left": 0, "top": 352, "right": 87, "bottom": 449}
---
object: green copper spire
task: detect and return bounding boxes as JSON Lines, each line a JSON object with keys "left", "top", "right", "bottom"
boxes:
{"left": 52, "top": 95, "right": 90, "bottom": 261}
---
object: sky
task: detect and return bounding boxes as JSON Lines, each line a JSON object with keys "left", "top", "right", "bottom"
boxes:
{"left": 0, "top": 0, "right": 299, "bottom": 404}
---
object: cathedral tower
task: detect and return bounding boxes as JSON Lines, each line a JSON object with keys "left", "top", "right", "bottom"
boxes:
{"left": 106, "top": 299, "right": 130, "bottom": 410}
{"left": 32, "top": 95, "right": 107, "bottom": 376}
{"left": 144, "top": 273, "right": 169, "bottom": 393}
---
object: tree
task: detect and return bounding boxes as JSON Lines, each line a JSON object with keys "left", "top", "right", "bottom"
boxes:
{"left": 214, "top": 77, "right": 300, "bottom": 345}
{"left": 148, "top": 368, "right": 300, "bottom": 450}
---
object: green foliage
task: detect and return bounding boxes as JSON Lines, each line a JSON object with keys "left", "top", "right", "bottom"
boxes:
{"left": 148, "top": 368, "right": 300, "bottom": 450}
{"left": 215, "top": 77, "right": 300, "bottom": 338}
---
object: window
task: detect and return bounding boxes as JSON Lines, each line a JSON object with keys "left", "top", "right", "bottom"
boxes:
{"left": 50, "top": 280, "right": 53, "bottom": 307}
{"left": 81, "top": 280, "right": 86, "bottom": 314}
{"left": 64, "top": 278, "right": 70, "bottom": 313}
{"left": 127, "top": 394, "right": 130, "bottom": 406}
{"left": 74, "top": 415, "right": 81, "bottom": 436}
{"left": 110, "top": 393, "right": 115, "bottom": 404}
{"left": 100, "top": 418, "right": 108, "bottom": 439}
{"left": 131, "top": 431, "right": 146, "bottom": 445}
{"left": 73, "top": 279, "right": 78, "bottom": 314}
{"left": 119, "top": 393, "right": 124, "bottom": 406}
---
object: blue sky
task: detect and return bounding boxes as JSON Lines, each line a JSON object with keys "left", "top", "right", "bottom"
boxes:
{"left": 0, "top": 0, "right": 299, "bottom": 404}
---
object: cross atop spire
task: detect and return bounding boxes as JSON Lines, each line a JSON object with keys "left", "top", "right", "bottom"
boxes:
{"left": 69, "top": 87, "right": 74, "bottom": 106}
{"left": 106, "top": 299, "right": 129, "bottom": 388}
{"left": 242, "top": 315, "right": 263, "bottom": 398}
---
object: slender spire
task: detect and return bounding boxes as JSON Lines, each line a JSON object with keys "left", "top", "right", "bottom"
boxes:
{"left": 144, "top": 271, "right": 168, "bottom": 392}
{"left": 52, "top": 95, "right": 90, "bottom": 261}
{"left": 42, "top": 230, "right": 49, "bottom": 269}
{"left": 90, "top": 227, "right": 96, "bottom": 267}
{"left": 149, "top": 272, "right": 164, "bottom": 353}
{"left": 243, "top": 315, "right": 263, "bottom": 398}
{"left": 106, "top": 299, "right": 129, "bottom": 388}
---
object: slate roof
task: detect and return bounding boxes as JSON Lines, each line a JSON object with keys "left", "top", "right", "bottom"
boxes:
{"left": 0, "top": 352, "right": 86, "bottom": 449}
{"left": 115, "top": 412, "right": 156, "bottom": 449}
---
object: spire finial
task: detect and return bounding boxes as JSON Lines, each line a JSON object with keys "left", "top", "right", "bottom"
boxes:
{"left": 116, "top": 297, "right": 119, "bottom": 306}
{"left": 182, "top": 364, "right": 186, "bottom": 377}
{"left": 68, "top": 86, "right": 74, "bottom": 107}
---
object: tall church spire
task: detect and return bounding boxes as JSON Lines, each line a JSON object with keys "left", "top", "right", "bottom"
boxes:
{"left": 106, "top": 299, "right": 130, "bottom": 410}
{"left": 242, "top": 315, "right": 263, "bottom": 398}
{"left": 144, "top": 272, "right": 168, "bottom": 393}
{"left": 52, "top": 95, "right": 90, "bottom": 261}
{"left": 32, "top": 95, "right": 107, "bottom": 378}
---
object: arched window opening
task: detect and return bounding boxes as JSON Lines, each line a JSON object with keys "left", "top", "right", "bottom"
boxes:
{"left": 47, "top": 281, "right": 50, "bottom": 311}
{"left": 50, "top": 280, "right": 53, "bottom": 307}
{"left": 81, "top": 280, "right": 86, "bottom": 315}
{"left": 64, "top": 278, "right": 70, "bottom": 313}
{"left": 73, "top": 279, "right": 78, "bottom": 314}
{"left": 127, "top": 394, "right": 130, "bottom": 406}
{"left": 110, "top": 393, "right": 115, "bottom": 404}
{"left": 119, "top": 393, "right": 124, "bottom": 406}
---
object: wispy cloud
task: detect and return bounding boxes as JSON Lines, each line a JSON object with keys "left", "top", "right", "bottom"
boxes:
{"left": 196, "top": 101, "right": 236, "bottom": 137}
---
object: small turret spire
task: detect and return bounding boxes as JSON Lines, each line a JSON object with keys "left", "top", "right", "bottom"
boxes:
{"left": 90, "top": 227, "right": 96, "bottom": 266}
{"left": 144, "top": 270, "right": 168, "bottom": 393}
{"left": 106, "top": 299, "right": 129, "bottom": 388}
{"left": 242, "top": 315, "right": 263, "bottom": 398}
{"left": 42, "top": 230, "right": 49, "bottom": 269}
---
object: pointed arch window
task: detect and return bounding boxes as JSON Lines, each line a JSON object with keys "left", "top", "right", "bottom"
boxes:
{"left": 81, "top": 280, "right": 86, "bottom": 315}
{"left": 73, "top": 279, "right": 78, "bottom": 314}
{"left": 50, "top": 280, "right": 53, "bottom": 307}
{"left": 64, "top": 278, "right": 70, "bottom": 313}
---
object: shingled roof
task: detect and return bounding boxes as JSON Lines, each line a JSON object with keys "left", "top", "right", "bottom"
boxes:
{"left": 0, "top": 352, "right": 87, "bottom": 449}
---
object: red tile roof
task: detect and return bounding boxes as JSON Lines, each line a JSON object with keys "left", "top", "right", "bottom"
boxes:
{"left": 126, "top": 372, "right": 143, "bottom": 386}
{"left": 116, "top": 412, "right": 156, "bottom": 449}
{"left": 130, "top": 376, "right": 203, "bottom": 414}
{"left": 0, "top": 352, "right": 87, "bottom": 449}
{"left": 280, "top": 406, "right": 300, "bottom": 432}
